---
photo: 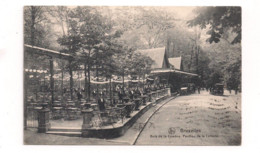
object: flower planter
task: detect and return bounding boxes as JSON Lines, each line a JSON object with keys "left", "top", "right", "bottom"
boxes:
{"left": 125, "top": 103, "right": 133, "bottom": 118}
{"left": 142, "top": 95, "right": 148, "bottom": 105}
{"left": 134, "top": 98, "right": 141, "bottom": 110}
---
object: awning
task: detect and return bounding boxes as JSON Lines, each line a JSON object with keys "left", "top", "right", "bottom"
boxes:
{"left": 151, "top": 68, "right": 198, "bottom": 77}
{"left": 90, "top": 80, "right": 110, "bottom": 84}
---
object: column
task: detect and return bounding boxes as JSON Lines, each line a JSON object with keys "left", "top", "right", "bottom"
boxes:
{"left": 81, "top": 108, "right": 94, "bottom": 137}
{"left": 38, "top": 104, "right": 51, "bottom": 133}
{"left": 50, "top": 58, "right": 54, "bottom": 107}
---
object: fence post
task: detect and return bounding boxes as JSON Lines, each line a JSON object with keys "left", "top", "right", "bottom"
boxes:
{"left": 24, "top": 72, "right": 28, "bottom": 130}
{"left": 81, "top": 108, "right": 94, "bottom": 137}
{"left": 38, "top": 104, "right": 51, "bottom": 133}
{"left": 167, "top": 88, "right": 171, "bottom": 97}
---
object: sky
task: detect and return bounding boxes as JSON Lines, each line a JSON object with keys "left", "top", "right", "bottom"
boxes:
{"left": 164, "top": 6, "right": 196, "bottom": 20}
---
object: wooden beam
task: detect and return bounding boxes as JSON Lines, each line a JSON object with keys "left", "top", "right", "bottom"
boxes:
{"left": 24, "top": 44, "right": 72, "bottom": 60}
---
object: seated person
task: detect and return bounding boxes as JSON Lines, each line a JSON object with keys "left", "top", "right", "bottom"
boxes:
{"left": 128, "top": 88, "right": 134, "bottom": 100}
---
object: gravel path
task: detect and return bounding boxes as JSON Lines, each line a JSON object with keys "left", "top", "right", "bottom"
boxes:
{"left": 24, "top": 90, "right": 241, "bottom": 145}
{"left": 135, "top": 90, "right": 241, "bottom": 145}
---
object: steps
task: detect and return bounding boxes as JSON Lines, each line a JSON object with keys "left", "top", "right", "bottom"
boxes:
{"left": 46, "top": 127, "right": 82, "bottom": 137}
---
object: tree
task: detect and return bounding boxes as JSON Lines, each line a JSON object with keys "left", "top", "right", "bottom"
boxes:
{"left": 109, "top": 7, "right": 175, "bottom": 49}
{"left": 58, "top": 6, "right": 123, "bottom": 100}
{"left": 187, "top": 7, "right": 241, "bottom": 44}
{"left": 46, "top": 6, "right": 70, "bottom": 37}
{"left": 113, "top": 47, "right": 134, "bottom": 91}
{"left": 129, "top": 52, "right": 153, "bottom": 78}
{"left": 136, "top": 8, "right": 175, "bottom": 48}
{"left": 24, "top": 6, "right": 52, "bottom": 47}
{"left": 226, "top": 57, "right": 241, "bottom": 91}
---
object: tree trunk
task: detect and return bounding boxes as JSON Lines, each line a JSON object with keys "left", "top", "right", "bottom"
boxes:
{"left": 69, "top": 60, "right": 73, "bottom": 100}
{"left": 96, "top": 66, "right": 99, "bottom": 95}
{"left": 196, "top": 46, "right": 200, "bottom": 74}
{"left": 88, "top": 50, "right": 91, "bottom": 101}
{"left": 61, "top": 68, "right": 64, "bottom": 102}
{"left": 188, "top": 45, "right": 194, "bottom": 72}
{"left": 109, "top": 77, "right": 112, "bottom": 106}
{"left": 50, "top": 58, "right": 54, "bottom": 107}
{"left": 122, "top": 70, "right": 125, "bottom": 93}
{"left": 84, "top": 62, "right": 88, "bottom": 100}
{"left": 87, "top": 64, "right": 91, "bottom": 101}
{"left": 24, "top": 72, "right": 28, "bottom": 130}
{"left": 30, "top": 6, "right": 36, "bottom": 46}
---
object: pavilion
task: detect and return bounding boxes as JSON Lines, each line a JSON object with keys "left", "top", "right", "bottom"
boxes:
{"left": 138, "top": 47, "right": 199, "bottom": 92}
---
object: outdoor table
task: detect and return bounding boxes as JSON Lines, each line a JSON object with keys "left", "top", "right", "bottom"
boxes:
{"left": 117, "top": 103, "right": 125, "bottom": 108}
{"left": 53, "top": 107, "right": 63, "bottom": 109}
{"left": 53, "top": 100, "right": 62, "bottom": 107}
{"left": 29, "top": 102, "right": 38, "bottom": 106}
{"left": 123, "top": 97, "right": 130, "bottom": 103}
{"left": 80, "top": 99, "right": 87, "bottom": 103}
{"left": 83, "top": 103, "right": 91, "bottom": 109}
{"left": 78, "top": 99, "right": 85, "bottom": 107}
{"left": 33, "top": 106, "right": 43, "bottom": 111}
{"left": 91, "top": 104, "right": 98, "bottom": 111}
{"left": 67, "top": 107, "right": 78, "bottom": 120}
{"left": 52, "top": 107, "right": 63, "bottom": 119}
{"left": 80, "top": 102, "right": 86, "bottom": 109}
{"left": 67, "top": 100, "right": 75, "bottom": 107}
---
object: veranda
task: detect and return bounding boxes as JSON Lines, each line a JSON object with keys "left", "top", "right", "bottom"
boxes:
{"left": 24, "top": 44, "right": 169, "bottom": 130}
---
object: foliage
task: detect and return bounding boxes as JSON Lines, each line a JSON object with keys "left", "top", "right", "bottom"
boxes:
{"left": 24, "top": 6, "right": 53, "bottom": 48}
{"left": 24, "top": 6, "right": 241, "bottom": 91}
{"left": 206, "top": 71, "right": 223, "bottom": 87}
{"left": 104, "top": 7, "right": 175, "bottom": 49}
{"left": 187, "top": 7, "right": 241, "bottom": 44}
{"left": 129, "top": 52, "right": 153, "bottom": 76}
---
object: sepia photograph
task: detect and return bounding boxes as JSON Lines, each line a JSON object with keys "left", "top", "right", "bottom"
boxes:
{"left": 23, "top": 6, "right": 241, "bottom": 145}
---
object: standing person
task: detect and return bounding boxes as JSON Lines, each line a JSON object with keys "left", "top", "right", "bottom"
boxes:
{"left": 92, "top": 90, "right": 97, "bottom": 98}
{"left": 98, "top": 94, "right": 106, "bottom": 111}
{"left": 198, "top": 86, "right": 201, "bottom": 94}
{"left": 77, "top": 90, "right": 81, "bottom": 100}
{"left": 118, "top": 88, "right": 123, "bottom": 103}
{"left": 129, "top": 87, "right": 134, "bottom": 100}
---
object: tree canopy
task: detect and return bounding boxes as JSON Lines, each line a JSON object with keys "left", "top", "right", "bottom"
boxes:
{"left": 24, "top": 6, "right": 241, "bottom": 90}
{"left": 187, "top": 7, "right": 241, "bottom": 44}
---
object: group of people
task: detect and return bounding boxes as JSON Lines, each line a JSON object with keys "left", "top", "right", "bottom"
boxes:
{"left": 57, "top": 83, "right": 168, "bottom": 112}
{"left": 95, "top": 83, "right": 167, "bottom": 111}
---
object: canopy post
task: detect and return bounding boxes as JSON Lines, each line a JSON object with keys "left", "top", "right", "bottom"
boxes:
{"left": 49, "top": 57, "right": 54, "bottom": 107}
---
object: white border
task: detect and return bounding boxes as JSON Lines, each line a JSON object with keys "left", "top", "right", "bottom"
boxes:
{"left": 1, "top": 0, "right": 260, "bottom": 153}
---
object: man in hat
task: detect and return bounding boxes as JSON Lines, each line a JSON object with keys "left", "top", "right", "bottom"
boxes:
{"left": 97, "top": 93, "right": 106, "bottom": 111}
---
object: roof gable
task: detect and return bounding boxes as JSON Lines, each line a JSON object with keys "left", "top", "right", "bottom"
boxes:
{"left": 137, "top": 47, "right": 167, "bottom": 69}
{"left": 168, "top": 57, "right": 182, "bottom": 70}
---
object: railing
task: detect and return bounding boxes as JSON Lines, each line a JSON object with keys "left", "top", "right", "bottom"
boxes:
{"left": 26, "top": 103, "right": 41, "bottom": 128}
{"left": 32, "top": 88, "right": 171, "bottom": 131}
